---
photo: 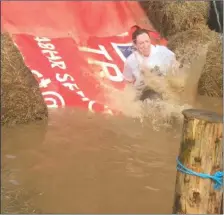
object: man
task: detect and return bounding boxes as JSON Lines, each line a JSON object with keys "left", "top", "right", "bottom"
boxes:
{"left": 123, "top": 26, "right": 176, "bottom": 101}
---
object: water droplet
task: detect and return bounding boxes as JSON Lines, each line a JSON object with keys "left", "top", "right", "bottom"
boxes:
{"left": 9, "top": 179, "right": 20, "bottom": 185}
{"left": 5, "top": 154, "right": 16, "bottom": 159}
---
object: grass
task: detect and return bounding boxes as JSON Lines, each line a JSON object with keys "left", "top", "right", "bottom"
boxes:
{"left": 141, "top": 1, "right": 209, "bottom": 38}
{"left": 167, "top": 24, "right": 223, "bottom": 97}
{"left": 1, "top": 33, "right": 48, "bottom": 126}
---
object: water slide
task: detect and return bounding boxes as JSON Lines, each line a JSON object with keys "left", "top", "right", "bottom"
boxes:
{"left": 1, "top": 1, "right": 167, "bottom": 115}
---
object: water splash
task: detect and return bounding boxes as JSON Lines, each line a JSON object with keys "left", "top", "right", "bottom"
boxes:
{"left": 89, "top": 45, "right": 208, "bottom": 130}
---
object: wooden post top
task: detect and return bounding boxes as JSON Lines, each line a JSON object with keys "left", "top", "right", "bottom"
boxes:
{"left": 182, "top": 109, "right": 223, "bottom": 123}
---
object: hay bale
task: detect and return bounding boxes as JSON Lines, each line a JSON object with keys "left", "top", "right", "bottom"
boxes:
{"left": 1, "top": 33, "right": 48, "bottom": 126}
{"left": 141, "top": 1, "right": 209, "bottom": 37}
{"left": 198, "top": 35, "right": 222, "bottom": 97}
{"left": 167, "top": 24, "right": 223, "bottom": 97}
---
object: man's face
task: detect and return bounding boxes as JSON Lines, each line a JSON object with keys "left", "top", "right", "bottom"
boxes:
{"left": 135, "top": 33, "right": 151, "bottom": 57}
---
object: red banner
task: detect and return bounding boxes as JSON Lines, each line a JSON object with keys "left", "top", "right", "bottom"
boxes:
{"left": 2, "top": 1, "right": 167, "bottom": 115}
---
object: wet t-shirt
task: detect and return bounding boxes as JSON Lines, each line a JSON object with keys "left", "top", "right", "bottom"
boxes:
{"left": 123, "top": 45, "right": 176, "bottom": 91}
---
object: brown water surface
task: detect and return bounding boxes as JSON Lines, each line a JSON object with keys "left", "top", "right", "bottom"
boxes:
{"left": 1, "top": 94, "right": 222, "bottom": 214}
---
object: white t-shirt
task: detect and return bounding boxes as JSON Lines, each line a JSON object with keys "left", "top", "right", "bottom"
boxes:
{"left": 123, "top": 45, "right": 176, "bottom": 89}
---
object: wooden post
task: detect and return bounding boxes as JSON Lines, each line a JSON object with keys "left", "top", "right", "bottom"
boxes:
{"left": 173, "top": 109, "right": 223, "bottom": 214}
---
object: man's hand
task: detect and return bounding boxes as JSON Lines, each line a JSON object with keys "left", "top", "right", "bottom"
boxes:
{"left": 151, "top": 66, "right": 163, "bottom": 76}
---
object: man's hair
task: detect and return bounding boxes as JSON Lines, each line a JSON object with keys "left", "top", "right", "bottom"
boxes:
{"left": 132, "top": 26, "right": 150, "bottom": 44}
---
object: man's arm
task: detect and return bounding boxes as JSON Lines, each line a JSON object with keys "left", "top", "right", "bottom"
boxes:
{"left": 159, "top": 46, "right": 181, "bottom": 75}
{"left": 152, "top": 45, "right": 179, "bottom": 75}
{"left": 123, "top": 61, "right": 135, "bottom": 84}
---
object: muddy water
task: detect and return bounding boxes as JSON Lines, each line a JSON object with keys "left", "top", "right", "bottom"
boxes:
{"left": 1, "top": 46, "right": 223, "bottom": 213}
{"left": 1, "top": 94, "right": 222, "bottom": 214}
{"left": 2, "top": 109, "right": 179, "bottom": 214}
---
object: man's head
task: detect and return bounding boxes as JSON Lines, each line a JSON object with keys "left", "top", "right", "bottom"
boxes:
{"left": 132, "top": 27, "right": 151, "bottom": 57}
